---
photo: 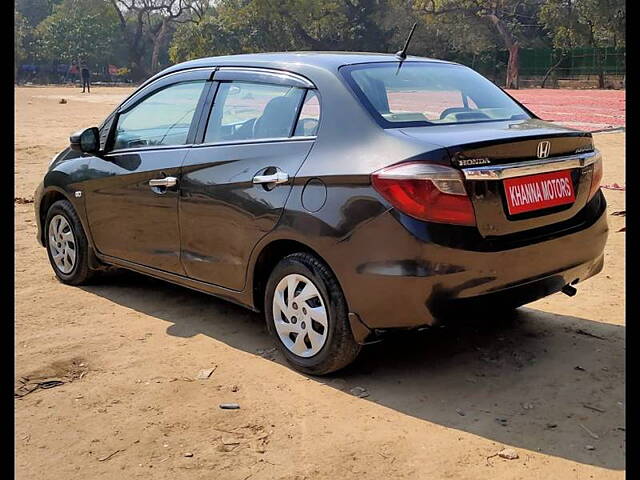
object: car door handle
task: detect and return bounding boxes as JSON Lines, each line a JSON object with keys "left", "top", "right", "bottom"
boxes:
{"left": 252, "top": 171, "right": 289, "bottom": 186}
{"left": 149, "top": 176, "right": 178, "bottom": 188}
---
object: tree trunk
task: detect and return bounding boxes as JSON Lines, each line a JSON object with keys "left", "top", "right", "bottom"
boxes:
{"left": 485, "top": 14, "right": 520, "bottom": 89}
{"left": 598, "top": 48, "right": 606, "bottom": 88}
{"left": 129, "top": 60, "right": 148, "bottom": 82}
{"left": 151, "top": 20, "right": 167, "bottom": 74}
{"left": 506, "top": 44, "right": 519, "bottom": 89}
{"left": 541, "top": 52, "right": 566, "bottom": 88}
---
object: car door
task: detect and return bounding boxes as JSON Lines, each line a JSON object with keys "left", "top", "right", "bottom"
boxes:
{"left": 179, "top": 68, "right": 320, "bottom": 290}
{"left": 84, "top": 69, "right": 212, "bottom": 274}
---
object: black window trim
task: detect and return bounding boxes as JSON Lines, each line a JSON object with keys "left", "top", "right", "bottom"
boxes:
{"left": 103, "top": 66, "right": 321, "bottom": 154}
{"left": 192, "top": 80, "right": 219, "bottom": 145}
{"left": 103, "top": 144, "right": 196, "bottom": 158}
{"left": 213, "top": 67, "right": 315, "bottom": 89}
{"left": 191, "top": 136, "right": 317, "bottom": 151}
{"left": 290, "top": 89, "right": 321, "bottom": 138}
{"left": 117, "top": 67, "right": 215, "bottom": 113}
{"left": 105, "top": 68, "right": 214, "bottom": 155}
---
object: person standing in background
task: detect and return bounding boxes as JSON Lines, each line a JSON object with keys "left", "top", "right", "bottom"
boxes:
{"left": 68, "top": 61, "right": 79, "bottom": 84}
{"left": 80, "top": 60, "right": 91, "bottom": 93}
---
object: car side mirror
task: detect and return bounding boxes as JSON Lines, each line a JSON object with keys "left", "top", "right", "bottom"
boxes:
{"left": 70, "top": 127, "right": 100, "bottom": 154}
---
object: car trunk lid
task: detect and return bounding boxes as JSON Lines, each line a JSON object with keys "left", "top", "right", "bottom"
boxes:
{"left": 398, "top": 119, "right": 599, "bottom": 237}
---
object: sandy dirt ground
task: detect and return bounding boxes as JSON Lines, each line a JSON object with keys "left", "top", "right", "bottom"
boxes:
{"left": 15, "top": 86, "right": 625, "bottom": 479}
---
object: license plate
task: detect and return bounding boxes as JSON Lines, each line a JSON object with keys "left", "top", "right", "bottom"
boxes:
{"left": 504, "top": 170, "right": 575, "bottom": 215}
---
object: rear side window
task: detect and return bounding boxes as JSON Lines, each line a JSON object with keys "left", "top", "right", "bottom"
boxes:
{"left": 204, "top": 82, "right": 305, "bottom": 143}
{"left": 294, "top": 90, "right": 320, "bottom": 136}
{"left": 113, "top": 80, "right": 206, "bottom": 150}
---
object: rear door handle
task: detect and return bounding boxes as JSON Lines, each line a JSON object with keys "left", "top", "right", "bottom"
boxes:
{"left": 252, "top": 171, "right": 289, "bottom": 186}
{"left": 149, "top": 176, "right": 178, "bottom": 188}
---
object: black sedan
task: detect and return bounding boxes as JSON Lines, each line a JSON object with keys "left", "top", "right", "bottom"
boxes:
{"left": 34, "top": 52, "right": 608, "bottom": 374}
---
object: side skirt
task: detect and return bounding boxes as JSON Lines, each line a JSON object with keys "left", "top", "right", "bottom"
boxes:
{"left": 95, "top": 253, "right": 258, "bottom": 312}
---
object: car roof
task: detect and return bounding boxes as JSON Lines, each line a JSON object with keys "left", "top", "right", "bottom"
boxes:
{"left": 155, "top": 51, "right": 454, "bottom": 82}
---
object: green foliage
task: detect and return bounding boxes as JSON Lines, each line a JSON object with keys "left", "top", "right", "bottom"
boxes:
{"left": 169, "top": 0, "right": 393, "bottom": 64}
{"left": 243, "top": 0, "right": 391, "bottom": 51}
{"left": 15, "top": 0, "right": 62, "bottom": 27}
{"left": 15, "top": 11, "right": 31, "bottom": 66}
{"left": 35, "top": 0, "right": 122, "bottom": 65}
{"left": 539, "top": 0, "right": 626, "bottom": 50}
{"left": 410, "top": 0, "right": 548, "bottom": 48}
{"left": 169, "top": 10, "right": 243, "bottom": 62}
{"left": 15, "top": 0, "right": 626, "bottom": 79}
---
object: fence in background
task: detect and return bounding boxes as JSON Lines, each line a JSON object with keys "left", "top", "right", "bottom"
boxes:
{"left": 519, "top": 47, "right": 625, "bottom": 76}
{"left": 445, "top": 46, "right": 625, "bottom": 89}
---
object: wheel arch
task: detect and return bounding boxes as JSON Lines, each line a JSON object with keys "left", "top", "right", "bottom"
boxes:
{"left": 38, "top": 186, "right": 105, "bottom": 270}
{"left": 252, "top": 236, "right": 372, "bottom": 360}
{"left": 38, "top": 188, "right": 71, "bottom": 246}
{"left": 251, "top": 238, "right": 342, "bottom": 314}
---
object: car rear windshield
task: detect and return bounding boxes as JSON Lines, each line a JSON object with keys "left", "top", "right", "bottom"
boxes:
{"left": 341, "top": 62, "right": 531, "bottom": 127}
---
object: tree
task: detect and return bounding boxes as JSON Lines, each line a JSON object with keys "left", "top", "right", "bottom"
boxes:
{"left": 15, "top": 0, "right": 62, "bottom": 27}
{"left": 36, "top": 0, "right": 122, "bottom": 66}
{"left": 15, "top": 0, "right": 64, "bottom": 77}
{"left": 14, "top": 0, "right": 627, "bottom": 85}
{"left": 412, "top": 0, "right": 545, "bottom": 88}
{"left": 247, "top": 0, "right": 392, "bottom": 51}
{"left": 169, "top": 0, "right": 394, "bottom": 64}
{"left": 169, "top": 7, "right": 244, "bottom": 62}
{"left": 540, "top": 0, "right": 625, "bottom": 49}
{"left": 540, "top": 0, "right": 625, "bottom": 87}
{"left": 109, "top": 0, "right": 209, "bottom": 78}
{"left": 15, "top": 11, "right": 31, "bottom": 78}
{"left": 384, "top": 0, "right": 498, "bottom": 61}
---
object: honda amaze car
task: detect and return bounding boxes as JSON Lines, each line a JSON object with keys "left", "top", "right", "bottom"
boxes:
{"left": 34, "top": 53, "right": 608, "bottom": 375}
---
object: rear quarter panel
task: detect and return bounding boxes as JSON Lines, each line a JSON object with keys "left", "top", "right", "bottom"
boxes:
{"left": 245, "top": 65, "right": 452, "bottom": 312}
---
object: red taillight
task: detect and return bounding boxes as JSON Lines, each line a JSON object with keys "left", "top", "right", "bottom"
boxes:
{"left": 371, "top": 162, "right": 476, "bottom": 226}
{"left": 588, "top": 152, "right": 603, "bottom": 201}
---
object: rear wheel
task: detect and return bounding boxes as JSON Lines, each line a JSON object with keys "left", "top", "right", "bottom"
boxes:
{"left": 44, "top": 199, "right": 95, "bottom": 285}
{"left": 264, "top": 253, "right": 361, "bottom": 375}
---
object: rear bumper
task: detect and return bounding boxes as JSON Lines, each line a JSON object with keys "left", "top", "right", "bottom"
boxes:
{"left": 431, "top": 251, "right": 604, "bottom": 319}
{"left": 329, "top": 192, "right": 608, "bottom": 330}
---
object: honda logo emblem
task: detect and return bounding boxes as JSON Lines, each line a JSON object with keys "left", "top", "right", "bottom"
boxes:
{"left": 537, "top": 141, "right": 551, "bottom": 159}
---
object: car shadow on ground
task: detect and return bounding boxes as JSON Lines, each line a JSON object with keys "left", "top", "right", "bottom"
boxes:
{"left": 82, "top": 269, "right": 625, "bottom": 470}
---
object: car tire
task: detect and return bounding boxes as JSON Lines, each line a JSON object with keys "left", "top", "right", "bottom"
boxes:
{"left": 264, "top": 252, "right": 361, "bottom": 375}
{"left": 44, "top": 199, "right": 95, "bottom": 285}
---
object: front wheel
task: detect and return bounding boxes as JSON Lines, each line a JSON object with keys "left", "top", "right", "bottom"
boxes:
{"left": 264, "top": 253, "right": 361, "bottom": 375}
{"left": 44, "top": 199, "right": 95, "bottom": 285}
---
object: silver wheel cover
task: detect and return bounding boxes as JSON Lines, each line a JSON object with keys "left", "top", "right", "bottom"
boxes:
{"left": 48, "top": 214, "right": 76, "bottom": 274}
{"left": 272, "top": 273, "right": 328, "bottom": 358}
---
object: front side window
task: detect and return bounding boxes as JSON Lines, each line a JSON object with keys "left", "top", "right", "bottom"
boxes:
{"left": 204, "top": 81, "right": 305, "bottom": 143}
{"left": 341, "top": 62, "right": 530, "bottom": 127}
{"left": 113, "top": 80, "right": 206, "bottom": 150}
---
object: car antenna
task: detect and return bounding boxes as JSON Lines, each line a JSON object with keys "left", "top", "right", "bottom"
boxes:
{"left": 395, "top": 22, "right": 417, "bottom": 73}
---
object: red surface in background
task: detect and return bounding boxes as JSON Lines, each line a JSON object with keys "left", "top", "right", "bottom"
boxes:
{"left": 506, "top": 89, "right": 625, "bottom": 131}
{"left": 387, "top": 88, "right": 625, "bottom": 132}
